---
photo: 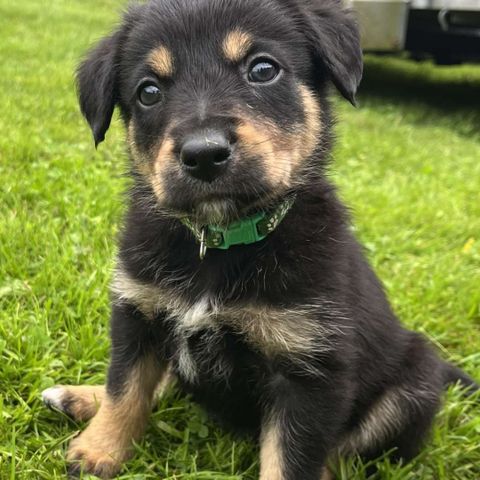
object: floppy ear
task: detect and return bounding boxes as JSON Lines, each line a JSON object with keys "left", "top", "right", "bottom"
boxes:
{"left": 302, "top": 0, "right": 363, "bottom": 105}
{"left": 76, "top": 30, "right": 122, "bottom": 147}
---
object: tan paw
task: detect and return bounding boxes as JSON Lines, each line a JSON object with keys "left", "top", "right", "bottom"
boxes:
{"left": 321, "top": 468, "right": 335, "bottom": 480}
{"left": 66, "top": 428, "right": 129, "bottom": 479}
{"left": 42, "top": 385, "right": 105, "bottom": 422}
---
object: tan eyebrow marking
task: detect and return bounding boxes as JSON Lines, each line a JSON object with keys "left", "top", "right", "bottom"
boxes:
{"left": 222, "top": 29, "right": 253, "bottom": 62}
{"left": 148, "top": 45, "right": 174, "bottom": 77}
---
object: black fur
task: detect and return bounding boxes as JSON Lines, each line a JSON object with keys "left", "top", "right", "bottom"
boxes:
{"left": 72, "top": 0, "right": 478, "bottom": 478}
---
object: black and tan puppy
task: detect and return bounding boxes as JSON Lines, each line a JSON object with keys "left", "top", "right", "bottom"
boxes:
{"left": 42, "top": 0, "right": 478, "bottom": 478}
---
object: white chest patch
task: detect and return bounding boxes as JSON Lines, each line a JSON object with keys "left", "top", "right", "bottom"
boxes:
{"left": 176, "top": 339, "right": 198, "bottom": 384}
{"left": 177, "top": 296, "right": 216, "bottom": 333}
{"left": 173, "top": 296, "right": 219, "bottom": 384}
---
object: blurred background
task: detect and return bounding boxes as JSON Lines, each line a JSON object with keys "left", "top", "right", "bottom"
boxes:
{"left": 0, "top": 0, "right": 479, "bottom": 479}
{"left": 352, "top": 0, "right": 480, "bottom": 64}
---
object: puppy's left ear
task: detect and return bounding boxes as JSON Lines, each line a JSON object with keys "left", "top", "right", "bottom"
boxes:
{"left": 76, "top": 30, "right": 122, "bottom": 147}
{"left": 302, "top": 0, "right": 363, "bottom": 105}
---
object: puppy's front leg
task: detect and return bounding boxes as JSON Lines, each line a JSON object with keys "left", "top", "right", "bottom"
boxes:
{"left": 67, "top": 304, "right": 168, "bottom": 479}
{"left": 260, "top": 374, "right": 345, "bottom": 480}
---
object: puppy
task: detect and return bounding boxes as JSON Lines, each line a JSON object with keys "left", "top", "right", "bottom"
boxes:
{"left": 42, "top": 0, "right": 478, "bottom": 478}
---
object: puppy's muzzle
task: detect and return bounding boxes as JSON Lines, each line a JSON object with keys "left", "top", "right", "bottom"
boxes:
{"left": 180, "top": 129, "right": 233, "bottom": 183}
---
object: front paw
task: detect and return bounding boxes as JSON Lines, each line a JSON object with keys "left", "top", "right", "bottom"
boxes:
{"left": 66, "top": 429, "right": 128, "bottom": 479}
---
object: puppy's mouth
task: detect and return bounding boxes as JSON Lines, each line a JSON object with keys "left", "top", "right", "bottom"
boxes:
{"left": 173, "top": 190, "right": 287, "bottom": 227}
{"left": 194, "top": 197, "right": 238, "bottom": 226}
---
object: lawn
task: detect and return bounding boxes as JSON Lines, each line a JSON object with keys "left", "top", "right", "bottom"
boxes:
{"left": 0, "top": 0, "right": 479, "bottom": 478}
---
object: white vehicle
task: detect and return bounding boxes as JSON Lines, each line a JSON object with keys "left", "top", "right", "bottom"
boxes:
{"left": 351, "top": 0, "right": 480, "bottom": 63}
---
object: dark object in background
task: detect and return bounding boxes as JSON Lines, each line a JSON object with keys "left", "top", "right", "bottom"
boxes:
{"left": 407, "top": 8, "right": 480, "bottom": 64}
{"left": 352, "top": 0, "right": 480, "bottom": 64}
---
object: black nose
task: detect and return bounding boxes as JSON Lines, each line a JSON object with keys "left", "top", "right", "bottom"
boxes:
{"left": 180, "top": 130, "right": 231, "bottom": 182}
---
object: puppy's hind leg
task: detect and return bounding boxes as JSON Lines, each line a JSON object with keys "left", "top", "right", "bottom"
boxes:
{"left": 42, "top": 363, "right": 175, "bottom": 423}
{"left": 347, "top": 337, "right": 445, "bottom": 467}
{"left": 383, "top": 359, "right": 479, "bottom": 463}
{"left": 342, "top": 381, "right": 440, "bottom": 480}
{"left": 42, "top": 373, "right": 174, "bottom": 423}
{"left": 42, "top": 385, "right": 105, "bottom": 422}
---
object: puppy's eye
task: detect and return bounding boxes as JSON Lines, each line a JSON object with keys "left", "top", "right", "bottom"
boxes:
{"left": 138, "top": 83, "right": 163, "bottom": 106}
{"left": 248, "top": 59, "right": 280, "bottom": 83}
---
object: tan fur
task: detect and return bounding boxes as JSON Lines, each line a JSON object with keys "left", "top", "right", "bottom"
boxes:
{"left": 127, "top": 122, "right": 153, "bottom": 178}
{"left": 222, "top": 30, "right": 253, "bottom": 62}
{"left": 67, "top": 356, "right": 169, "bottom": 478}
{"left": 112, "top": 266, "right": 346, "bottom": 361}
{"left": 260, "top": 419, "right": 334, "bottom": 480}
{"left": 321, "top": 468, "right": 335, "bottom": 480}
{"left": 127, "top": 122, "right": 176, "bottom": 203}
{"left": 53, "top": 372, "right": 175, "bottom": 424}
{"left": 112, "top": 265, "right": 172, "bottom": 318}
{"left": 221, "top": 304, "right": 340, "bottom": 357}
{"left": 236, "top": 84, "right": 322, "bottom": 191}
{"left": 195, "top": 199, "right": 236, "bottom": 226}
{"left": 340, "top": 385, "right": 430, "bottom": 454}
{"left": 148, "top": 46, "right": 174, "bottom": 77}
{"left": 61, "top": 385, "right": 105, "bottom": 422}
{"left": 260, "top": 418, "right": 284, "bottom": 480}
{"left": 236, "top": 120, "right": 284, "bottom": 184}
{"left": 297, "top": 85, "right": 323, "bottom": 162}
{"left": 152, "top": 137, "right": 176, "bottom": 201}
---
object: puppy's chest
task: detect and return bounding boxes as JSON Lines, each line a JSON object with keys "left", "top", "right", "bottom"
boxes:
{"left": 167, "top": 298, "right": 256, "bottom": 384}
{"left": 163, "top": 295, "right": 330, "bottom": 385}
{"left": 112, "top": 269, "right": 335, "bottom": 381}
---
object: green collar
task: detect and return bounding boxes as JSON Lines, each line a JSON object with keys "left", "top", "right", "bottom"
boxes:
{"left": 180, "top": 195, "right": 296, "bottom": 259}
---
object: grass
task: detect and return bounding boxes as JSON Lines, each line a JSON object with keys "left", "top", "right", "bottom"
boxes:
{"left": 0, "top": 0, "right": 479, "bottom": 478}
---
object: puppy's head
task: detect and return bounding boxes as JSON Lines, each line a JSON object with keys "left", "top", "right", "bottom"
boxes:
{"left": 77, "top": 0, "right": 362, "bottom": 224}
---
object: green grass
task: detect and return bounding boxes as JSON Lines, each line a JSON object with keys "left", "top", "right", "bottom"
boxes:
{"left": 1, "top": 0, "right": 479, "bottom": 478}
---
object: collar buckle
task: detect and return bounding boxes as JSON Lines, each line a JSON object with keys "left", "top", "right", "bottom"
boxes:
{"left": 209, "top": 212, "right": 266, "bottom": 251}
{"left": 199, "top": 226, "right": 208, "bottom": 260}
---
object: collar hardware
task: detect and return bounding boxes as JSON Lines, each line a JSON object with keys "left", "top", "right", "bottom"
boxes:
{"left": 199, "top": 227, "right": 208, "bottom": 260}
{"left": 180, "top": 195, "right": 296, "bottom": 259}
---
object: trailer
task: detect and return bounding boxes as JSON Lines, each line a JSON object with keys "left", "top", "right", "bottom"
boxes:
{"left": 350, "top": 0, "right": 480, "bottom": 63}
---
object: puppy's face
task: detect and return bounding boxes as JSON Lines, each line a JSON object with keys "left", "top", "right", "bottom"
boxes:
{"left": 78, "top": 0, "right": 362, "bottom": 224}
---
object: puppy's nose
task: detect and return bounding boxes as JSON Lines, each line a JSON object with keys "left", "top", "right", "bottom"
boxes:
{"left": 180, "top": 130, "right": 231, "bottom": 182}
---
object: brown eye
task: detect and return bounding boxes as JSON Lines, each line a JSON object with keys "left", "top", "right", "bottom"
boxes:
{"left": 138, "top": 83, "right": 163, "bottom": 106}
{"left": 248, "top": 59, "right": 280, "bottom": 83}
